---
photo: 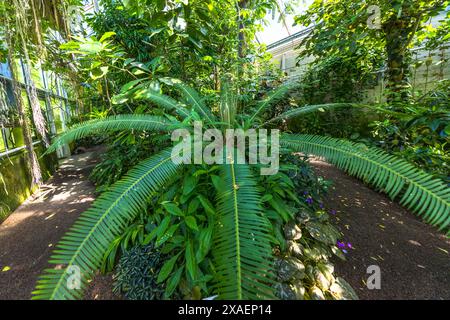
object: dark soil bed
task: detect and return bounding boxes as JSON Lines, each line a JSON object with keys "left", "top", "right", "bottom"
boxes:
{"left": 311, "top": 159, "right": 450, "bottom": 300}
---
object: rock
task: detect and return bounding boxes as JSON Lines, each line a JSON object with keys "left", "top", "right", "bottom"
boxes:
{"left": 274, "top": 283, "right": 296, "bottom": 300}
{"left": 284, "top": 221, "right": 302, "bottom": 240}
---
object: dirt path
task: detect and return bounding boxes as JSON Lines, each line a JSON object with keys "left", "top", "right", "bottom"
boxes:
{"left": 311, "top": 160, "right": 450, "bottom": 300}
{"left": 0, "top": 147, "right": 106, "bottom": 300}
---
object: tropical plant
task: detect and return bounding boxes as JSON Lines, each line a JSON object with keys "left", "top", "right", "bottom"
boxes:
{"left": 113, "top": 243, "right": 166, "bottom": 300}
{"left": 33, "top": 80, "right": 450, "bottom": 300}
{"left": 295, "top": 0, "right": 449, "bottom": 103}
{"left": 369, "top": 81, "right": 450, "bottom": 181}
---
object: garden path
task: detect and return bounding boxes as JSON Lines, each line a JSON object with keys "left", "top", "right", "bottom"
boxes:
{"left": 311, "top": 159, "right": 450, "bottom": 300}
{"left": 0, "top": 146, "right": 113, "bottom": 300}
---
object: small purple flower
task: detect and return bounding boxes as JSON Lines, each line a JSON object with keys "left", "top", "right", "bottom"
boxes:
{"left": 330, "top": 209, "right": 336, "bottom": 215}
{"left": 347, "top": 242, "right": 353, "bottom": 249}
{"left": 337, "top": 241, "right": 345, "bottom": 249}
{"left": 305, "top": 197, "right": 313, "bottom": 205}
{"left": 319, "top": 202, "right": 324, "bottom": 209}
{"left": 342, "top": 249, "right": 348, "bottom": 254}
{"left": 303, "top": 191, "right": 309, "bottom": 195}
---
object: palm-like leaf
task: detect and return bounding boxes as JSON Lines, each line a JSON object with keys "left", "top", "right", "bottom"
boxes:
{"left": 46, "top": 114, "right": 182, "bottom": 153}
{"left": 281, "top": 134, "right": 450, "bottom": 234}
{"left": 248, "top": 84, "right": 291, "bottom": 124}
{"left": 32, "top": 149, "right": 184, "bottom": 299}
{"left": 136, "top": 89, "right": 191, "bottom": 119}
{"left": 175, "top": 83, "right": 216, "bottom": 125}
{"left": 213, "top": 156, "right": 275, "bottom": 299}
{"left": 219, "top": 80, "right": 238, "bottom": 127}
{"left": 262, "top": 103, "right": 364, "bottom": 127}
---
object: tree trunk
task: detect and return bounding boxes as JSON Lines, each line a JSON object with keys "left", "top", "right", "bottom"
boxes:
{"left": 382, "top": 0, "right": 423, "bottom": 104}
{"left": 5, "top": 29, "right": 43, "bottom": 187}
{"left": 383, "top": 16, "right": 413, "bottom": 104}
{"left": 19, "top": 37, "right": 51, "bottom": 147}
{"left": 12, "top": 0, "right": 50, "bottom": 147}
{"left": 237, "top": 0, "right": 248, "bottom": 59}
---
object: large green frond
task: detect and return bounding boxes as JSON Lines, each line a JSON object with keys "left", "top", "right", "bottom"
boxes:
{"left": 281, "top": 134, "right": 450, "bottom": 235}
{"left": 248, "top": 84, "right": 292, "bottom": 124}
{"left": 136, "top": 89, "right": 191, "bottom": 118}
{"left": 219, "top": 80, "right": 237, "bottom": 127}
{"left": 32, "top": 149, "right": 184, "bottom": 299}
{"left": 213, "top": 159, "right": 275, "bottom": 299}
{"left": 174, "top": 83, "right": 216, "bottom": 125}
{"left": 262, "top": 103, "right": 364, "bottom": 127}
{"left": 47, "top": 114, "right": 181, "bottom": 154}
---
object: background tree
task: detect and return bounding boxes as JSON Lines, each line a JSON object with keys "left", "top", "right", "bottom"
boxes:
{"left": 295, "top": 0, "right": 449, "bottom": 104}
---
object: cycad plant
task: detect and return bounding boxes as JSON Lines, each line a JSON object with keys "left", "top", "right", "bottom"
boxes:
{"left": 33, "top": 81, "right": 450, "bottom": 300}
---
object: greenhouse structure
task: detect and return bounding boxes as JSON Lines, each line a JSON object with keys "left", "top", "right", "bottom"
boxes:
{"left": 0, "top": 0, "right": 449, "bottom": 305}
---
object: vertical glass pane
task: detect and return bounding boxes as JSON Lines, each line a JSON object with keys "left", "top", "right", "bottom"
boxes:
{"left": 10, "top": 126, "right": 24, "bottom": 148}
{"left": 0, "top": 130, "right": 6, "bottom": 152}
{"left": 15, "top": 59, "right": 25, "bottom": 84}
{"left": 52, "top": 98, "right": 63, "bottom": 134}
{"left": 31, "top": 65, "right": 44, "bottom": 90}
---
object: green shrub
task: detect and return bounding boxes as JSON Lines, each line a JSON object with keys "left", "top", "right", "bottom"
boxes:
{"left": 113, "top": 244, "right": 166, "bottom": 300}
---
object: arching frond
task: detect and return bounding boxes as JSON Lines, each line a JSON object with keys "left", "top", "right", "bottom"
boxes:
{"left": 213, "top": 159, "right": 275, "bottom": 299}
{"left": 262, "top": 103, "right": 364, "bottom": 127}
{"left": 46, "top": 115, "right": 181, "bottom": 154}
{"left": 219, "top": 80, "right": 237, "bottom": 127}
{"left": 32, "top": 149, "right": 184, "bottom": 299}
{"left": 174, "top": 83, "right": 216, "bottom": 125}
{"left": 136, "top": 89, "right": 191, "bottom": 119}
{"left": 281, "top": 134, "right": 450, "bottom": 235}
{"left": 248, "top": 84, "right": 292, "bottom": 124}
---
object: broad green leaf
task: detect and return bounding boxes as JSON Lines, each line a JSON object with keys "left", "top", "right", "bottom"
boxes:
{"left": 163, "top": 203, "right": 184, "bottom": 216}
{"left": 99, "top": 31, "right": 116, "bottom": 43}
{"left": 185, "top": 240, "right": 197, "bottom": 279}
{"left": 165, "top": 267, "right": 183, "bottom": 298}
{"left": 157, "top": 252, "right": 181, "bottom": 283}
{"left": 156, "top": 224, "right": 179, "bottom": 247}
{"left": 197, "top": 195, "right": 215, "bottom": 216}
{"left": 183, "top": 175, "right": 198, "bottom": 195}
{"left": 185, "top": 216, "right": 199, "bottom": 231}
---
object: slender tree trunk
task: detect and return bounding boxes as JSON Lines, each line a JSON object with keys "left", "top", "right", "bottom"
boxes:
{"left": 13, "top": 0, "right": 50, "bottom": 147}
{"left": 383, "top": 16, "right": 412, "bottom": 104}
{"left": 382, "top": 1, "right": 422, "bottom": 104}
{"left": 235, "top": 0, "right": 248, "bottom": 96}
{"left": 19, "top": 39, "right": 51, "bottom": 147}
{"left": 5, "top": 28, "right": 43, "bottom": 187}
{"left": 237, "top": 0, "right": 248, "bottom": 59}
